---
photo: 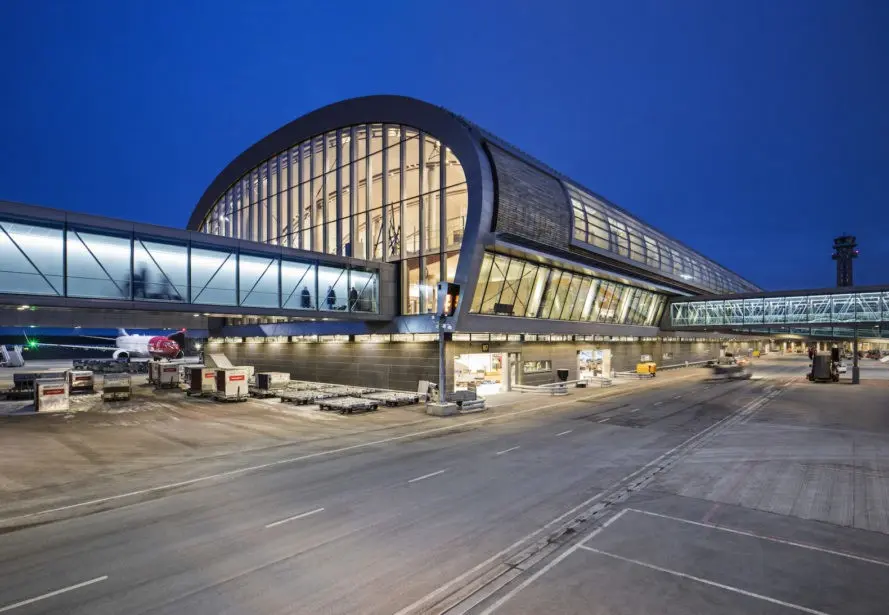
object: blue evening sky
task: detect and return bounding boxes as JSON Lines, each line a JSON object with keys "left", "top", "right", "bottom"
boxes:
{"left": 1, "top": 0, "right": 887, "bottom": 290}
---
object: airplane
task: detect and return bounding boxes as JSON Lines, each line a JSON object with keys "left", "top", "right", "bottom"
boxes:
{"left": 27, "top": 329, "right": 187, "bottom": 360}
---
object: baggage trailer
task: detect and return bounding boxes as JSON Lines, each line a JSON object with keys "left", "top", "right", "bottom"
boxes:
{"left": 102, "top": 373, "right": 132, "bottom": 401}
{"left": 35, "top": 379, "right": 69, "bottom": 412}
{"left": 279, "top": 389, "right": 337, "bottom": 405}
{"left": 214, "top": 368, "right": 249, "bottom": 401}
{"left": 148, "top": 361, "right": 161, "bottom": 385}
{"left": 318, "top": 396, "right": 379, "bottom": 414}
{"left": 156, "top": 364, "right": 181, "bottom": 389}
{"left": 361, "top": 391, "right": 420, "bottom": 407}
{"left": 73, "top": 357, "right": 138, "bottom": 374}
{"left": 251, "top": 372, "right": 291, "bottom": 397}
{"left": 324, "top": 385, "right": 378, "bottom": 396}
{"left": 186, "top": 367, "right": 216, "bottom": 396}
{"left": 6, "top": 370, "right": 67, "bottom": 399}
{"left": 67, "top": 370, "right": 95, "bottom": 394}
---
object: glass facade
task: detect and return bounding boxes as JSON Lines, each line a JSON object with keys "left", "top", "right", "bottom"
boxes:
{"left": 198, "top": 124, "right": 466, "bottom": 315}
{"left": 568, "top": 186, "right": 758, "bottom": 294}
{"left": 0, "top": 217, "right": 379, "bottom": 314}
{"left": 670, "top": 292, "right": 889, "bottom": 327}
{"left": 470, "top": 252, "right": 667, "bottom": 326}
{"left": 0, "top": 220, "right": 64, "bottom": 296}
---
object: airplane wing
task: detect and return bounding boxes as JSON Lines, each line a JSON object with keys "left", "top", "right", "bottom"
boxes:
{"left": 32, "top": 342, "right": 118, "bottom": 353}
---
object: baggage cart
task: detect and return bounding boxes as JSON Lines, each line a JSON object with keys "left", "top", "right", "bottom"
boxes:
{"left": 361, "top": 391, "right": 420, "bottom": 407}
{"left": 9, "top": 370, "right": 67, "bottom": 399}
{"left": 156, "top": 364, "right": 181, "bottom": 389}
{"left": 214, "top": 368, "right": 249, "bottom": 401}
{"left": 251, "top": 372, "right": 291, "bottom": 397}
{"left": 67, "top": 370, "right": 95, "bottom": 394}
{"left": 35, "top": 378, "right": 69, "bottom": 412}
{"left": 279, "top": 389, "right": 336, "bottom": 404}
{"left": 102, "top": 373, "right": 132, "bottom": 401}
{"left": 317, "top": 396, "right": 379, "bottom": 414}
{"left": 186, "top": 367, "right": 216, "bottom": 396}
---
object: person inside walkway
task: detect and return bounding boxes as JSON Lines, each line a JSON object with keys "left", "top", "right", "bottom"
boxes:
{"left": 300, "top": 286, "right": 312, "bottom": 309}
{"left": 349, "top": 286, "right": 358, "bottom": 311}
{"left": 326, "top": 285, "right": 337, "bottom": 310}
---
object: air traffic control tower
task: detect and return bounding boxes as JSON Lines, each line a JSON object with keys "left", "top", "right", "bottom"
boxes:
{"left": 832, "top": 235, "right": 858, "bottom": 287}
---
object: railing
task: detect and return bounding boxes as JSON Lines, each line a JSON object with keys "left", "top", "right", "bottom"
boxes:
{"left": 658, "top": 360, "right": 713, "bottom": 371}
{"left": 513, "top": 376, "right": 613, "bottom": 395}
{"left": 614, "top": 359, "right": 714, "bottom": 379}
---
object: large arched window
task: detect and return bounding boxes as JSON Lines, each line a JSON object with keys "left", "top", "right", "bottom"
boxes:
{"left": 200, "top": 124, "right": 467, "bottom": 315}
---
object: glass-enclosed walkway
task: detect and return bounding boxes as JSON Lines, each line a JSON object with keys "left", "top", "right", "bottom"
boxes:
{"left": 0, "top": 213, "right": 381, "bottom": 316}
{"left": 669, "top": 289, "right": 889, "bottom": 328}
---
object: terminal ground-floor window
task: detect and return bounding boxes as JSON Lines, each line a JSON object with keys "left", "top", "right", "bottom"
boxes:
{"left": 578, "top": 349, "right": 612, "bottom": 379}
{"left": 454, "top": 352, "right": 523, "bottom": 395}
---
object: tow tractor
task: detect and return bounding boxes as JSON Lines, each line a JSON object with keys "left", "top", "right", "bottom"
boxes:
{"left": 807, "top": 349, "right": 840, "bottom": 383}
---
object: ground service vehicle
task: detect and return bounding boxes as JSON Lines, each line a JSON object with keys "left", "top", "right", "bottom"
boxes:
{"left": 808, "top": 354, "right": 839, "bottom": 382}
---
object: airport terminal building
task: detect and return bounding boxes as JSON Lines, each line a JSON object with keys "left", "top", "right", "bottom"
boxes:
{"left": 187, "top": 95, "right": 760, "bottom": 392}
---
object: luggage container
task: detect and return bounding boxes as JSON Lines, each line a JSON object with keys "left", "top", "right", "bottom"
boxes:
{"left": 102, "top": 373, "right": 132, "bottom": 401}
{"left": 35, "top": 379, "right": 69, "bottom": 412}
{"left": 67, "top": 370, "right": 95, "bottom": 394}
{"left": 156, "top": 364, "right": 181, "bottom": 388}
{"left": 256, "top": 372, "right": 290, "bottom": 390}
{"left": 148, "top": 361, "right": 162, "bottom": 384}
{"left": 232, "top": 365, "right": 255, "bottom": 384}
{"left": 214, "top": 368, "right": 249, "bottom": 401}
{"left": 187, "top": 367, "right": 216, "bottom": 396}
{"left": 10, "top": 370, "right": 67, "bottom": 399}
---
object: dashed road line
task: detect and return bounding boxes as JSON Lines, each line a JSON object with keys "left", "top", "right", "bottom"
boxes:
{"left": 555, "top": 430, "right": 573, "bottom": 436}
{"left": 408, "top": 469, "right": 448, "bottom": 484}
{"left": 495, "top": 446, "right": 520, "bottom": 456}
{"left": 265, "top": 507, "right": 325, "bottom": 529}
{"left": 0, "top": 576, "right": 108, "bottom": 613}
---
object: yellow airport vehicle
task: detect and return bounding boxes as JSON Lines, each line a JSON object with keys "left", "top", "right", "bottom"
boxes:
{"left": 636, "top": 361, "right": 657, "bottom": 377}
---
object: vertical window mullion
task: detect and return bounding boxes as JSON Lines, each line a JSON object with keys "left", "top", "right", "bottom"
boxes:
{"left": 381, "top": 128, "right": 388, "bottom": 262}
{"left": 418, "top": 135, "right": 425, "bottom": 258}
{"left": 364, "top": 132, "right": 371, "bottom": 261}
{"left": 335, "top": 128, "right": 343, "bottom": 255}
{"left": 438, "top": 139, "right": 446, "bottom": 283}
{"left": 321, "top": 140, "right": 328, "bottom": 254}
{"left": 309, "top": 149, "right": 316, "bottom": 251}
{"left": 350, "top": 126, "right": 358, "bottom": 259}
{"left": 399, "top": 128, "right": 405, "bottom": 261}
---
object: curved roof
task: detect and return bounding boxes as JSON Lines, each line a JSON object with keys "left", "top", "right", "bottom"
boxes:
{"left": 188, "top": 95, "right": 489, "bottom": 231}
{"left": 190, "top": 94, "right": 758, "bottom": 293}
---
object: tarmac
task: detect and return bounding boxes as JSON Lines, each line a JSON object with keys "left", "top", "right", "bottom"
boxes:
{"left": 0, "top": 356, "right": 886, "bottom": 614}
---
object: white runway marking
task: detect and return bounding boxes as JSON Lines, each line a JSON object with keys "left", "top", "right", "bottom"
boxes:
{"left": 598, "top": 418, "right": 610, "bottom": 423}
{"left": 578, "top": 546, "right": 831, "bottom": 615}
{"left": 555, "top": 430, "right": 573, "bottom": 436}
{"left": 495, "top": 446, "right": 520, "bottom": 456}
{"left": 627, "top": 508, "right": 889, "bottom": 568}
{"left": 477, "top": 510, "right": 630, "bottom": 615}
{"left": 264, "top": 507, "right": 325, "bottom": 529}
{"left": 408, "top": 469, "right": 447, "bottom": 483}
{"left": 0, "top": 576, "right": 108, "bottom": 613}
{"left": 630, "top": 408, "right": 639, "bottom": 413}
{"left": 654, "top": 401, "right": 663, "bottom": 406}
{"left": 1, "top": 388, "right": 632, "bottom": 525}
